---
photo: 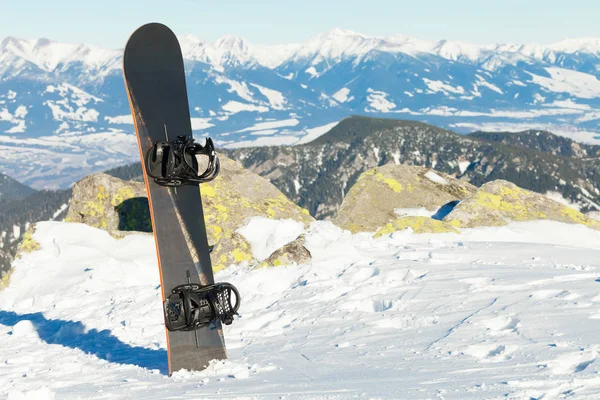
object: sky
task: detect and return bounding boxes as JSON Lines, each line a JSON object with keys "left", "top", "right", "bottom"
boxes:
{"left": 1, "top": 0, "right": 600, "bottom": 48}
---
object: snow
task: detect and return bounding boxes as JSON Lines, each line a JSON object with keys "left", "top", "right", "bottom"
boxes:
{"left": 423, "top": 78, "right": 466, "bottom": 95}
{"left": 304, "top": 66, "right": 319, "bottom": 78}
{"left": 0, "top": 105, "right": 28, "bottom": 133}
{"left": 221, "top": 101, "right": 268, "bottom": 114}
{"left": 179, "top": 34, "right": 299, "bottom": 69}
{"left": 474, "top": 74, "right": 504, "bottom": 95}
{"left": 249, "top": 129, "right": 278, "bottom": 136}
{"left": 2, "top": 220, "right": 600, "bottom": 398}
{"left": 12, "top": 224, "right": 20, "bottom": 239}
{"left": 295, "top": 121, "right": 340, "bottom": 145}
{"left": 239, "top": 118, "right": 299, "bottom": 132}
{"left": 190, "top": 118, "right": 214, "bottom": 130}
{"left": 250, "top": 84, "right": 286, "bottom": 110}
{"left": 51, "top": 204, "right": 68, "bottom": 220}
{"left": 458, "top": 160, "right": 471, "bottom": 174}
{"left": 237, "top": 217, "right": 305, "bottom": 261}
{"left": 425, "top": 170, "right": 448, "bottom": 185}
{"left": 213, "top": 76, "right": 254, "bottom": 103}
{"left": 0, "top": 37, "right": 121, "bottom": 75}
{"left": 104, "top": 115, "right": 133, "bottom": 124}
{"left": 223, "top": 135, "right": 298, "bottom": 149}
{"left": 0, "top": 130, "right": 138, "bottom": 189}
{"left": 332, "top": 87, "right": 353, "bottom": 103}
{"left": 366, "top": 88, "right": 396, "bottom": 112}
{"left": 527, "top": 67, "right": 600, "bottom": 99}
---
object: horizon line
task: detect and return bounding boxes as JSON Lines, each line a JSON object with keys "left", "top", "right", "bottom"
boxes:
{"left": 3, "top": 28, "right": 600, "bottom": 50}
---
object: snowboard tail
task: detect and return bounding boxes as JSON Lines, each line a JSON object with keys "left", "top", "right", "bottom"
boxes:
{"left": 123, "top": 22, "right": 227, "bottom": 375}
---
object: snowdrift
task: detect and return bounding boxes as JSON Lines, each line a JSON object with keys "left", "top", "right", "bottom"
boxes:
{"left": 2, "top": 220, "right": 600, "bottom": 399}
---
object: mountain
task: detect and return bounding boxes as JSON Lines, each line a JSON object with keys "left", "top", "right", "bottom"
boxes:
{"left": 228, "top": 116, "right": 600, "bottom": 219}
{"left": 0, "top": 188, "right": 71, "bottom": 279}
{"left": 0, "top": 164, "right": 146, "bottom": 277}
{"left": 469, "top": 130, "right": 600, "bottom": 158}
{"left": 0, "top": 172, "right": 36, "bottom": 203}
{"left": 3, "top": 29, "right": 600, "bottom": 188}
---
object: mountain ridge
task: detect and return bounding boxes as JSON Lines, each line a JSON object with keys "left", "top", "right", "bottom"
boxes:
{"left": 228, "top": 116, "right": 600, "bottom": 218}
{"left": 7, "top": 29, "right": 600, "bottom": 71}
{"left": 4, "top": 28, "right": 600, "bottom": 188}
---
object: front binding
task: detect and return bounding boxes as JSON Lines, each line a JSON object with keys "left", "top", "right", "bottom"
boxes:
{"left": 146, "top": 135, "right": 219, "bottom": 187}
{"left": 164, "top": 282, "right": 241, "bottom": 331}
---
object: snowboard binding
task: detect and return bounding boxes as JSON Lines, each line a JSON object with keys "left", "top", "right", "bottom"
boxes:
{"left": 164, "top": 282, "right": 241, "bottom": 331}
{"left": 146, "top": 135, "right": 219, "bottom": 187}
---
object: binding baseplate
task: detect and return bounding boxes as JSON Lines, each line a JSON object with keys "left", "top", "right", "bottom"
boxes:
{"left": 164, "top": 282, "right": 240, "bottom": 331}
{"left": 146, "top": 135, "right": 219, "bottom": 187}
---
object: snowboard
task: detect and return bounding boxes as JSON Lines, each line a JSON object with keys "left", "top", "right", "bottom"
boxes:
{"left": 123, "top": 22, "right": 227, "bottom": 375}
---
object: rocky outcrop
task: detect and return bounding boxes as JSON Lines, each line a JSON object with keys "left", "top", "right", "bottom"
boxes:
{"left": 64, "top": 156, "right": 314, "bottom": 272}
{"left": 2, "top": 225, "right": 41, "bottom": 291}
{"left": 374, "top": 216, "right": 459, "bottom": 237}
{"left": 66, "top": 173, "right": 150, "bottom": 232}
{"left": 202, "top": 156, "right": 314, "bottom": 271}
{"left": 587, "top": 211, "right": 600, "bottom": 222}
{"left": 257, "top": 236, "right": 312, "bottom": 268}
{"left": 334, "top": 165, "right": 476, "bottom": 233}
{"left": 444, "top": 180, "right": 600, "bottom": 230}
{"left": 15, "top": 225, "right": 40, "bottom": 257}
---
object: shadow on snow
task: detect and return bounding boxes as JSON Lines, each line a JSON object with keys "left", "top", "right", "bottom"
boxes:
{"left": 0, "top": 310, "right": 167, "bottom": 374}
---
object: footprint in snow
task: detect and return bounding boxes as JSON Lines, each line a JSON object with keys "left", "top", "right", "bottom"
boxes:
{"left": 480, "top": 315, "right": 520, "bottom": 335}
{"left": 463, "top": 344, "right": 517, "bottom": 362}
{"left": 542, "top": 350, "right": 597, "bottom": 375}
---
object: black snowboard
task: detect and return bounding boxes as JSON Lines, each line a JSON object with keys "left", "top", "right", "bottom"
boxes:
{"left": 123, "top": 22, "right": 226, "bottom": 375}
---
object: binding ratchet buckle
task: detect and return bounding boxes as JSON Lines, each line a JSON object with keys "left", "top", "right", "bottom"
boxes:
{"left": 146, "top": 135, "right": 219, "bottom": 187}
{"left": 164, "top": 282, "right": 241, "bottom": 331}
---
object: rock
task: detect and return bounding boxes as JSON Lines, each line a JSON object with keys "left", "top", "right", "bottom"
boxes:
{"left": 15, "top": 224, "right": 40, "bottom": 258}
{"left": 587, "top": 211, "right": 600, "bottom": 222}
{"left": 2, "top": 225, "right": 42, "bottom": 291}
{"left": 0, "top": 268, "right": 12, "bottom": 291}
{"left": 444, "top": 180, "right": 600, "bottom": 230}
{"left": 257, "top": 235, "right": 312, "bottom": 268}
{"left": 374, "top": 216, "right": 459, "bottom": 237}
{"left": 65, "top": 157, "right": 313, "bottom": 272}
{"left": 202, "top": 156, "right": 314, "bottom": 271}
{"left": 334, "top": 165, "right": 476, "bottom": 233}
{"left": 66, "top": 173, "right": 150, "bottom": 233}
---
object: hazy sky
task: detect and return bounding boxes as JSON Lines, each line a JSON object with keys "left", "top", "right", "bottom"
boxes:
{"left": 2, "top": 0, "right": 599, "bottom": 48}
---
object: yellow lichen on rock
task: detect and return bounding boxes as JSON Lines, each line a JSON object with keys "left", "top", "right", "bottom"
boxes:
{"left": 3, "top": 225, "right": 41, "bottom": 291}
{"left": 202, "top": 156, "right": 314, "bottom": 271}
{"left": 0, "top": 268, "right": 13, "bottom": 291}
{"left": 374, "top": 216, "right": 459, "bottom": 237}
{"left": 66, "top": 173, "right": 150, "bottom": 232}
{"left": 334, "top": 164, "right": 476, "bottom": 233}
{"left": 445, "top": 180, "right": 600, "bottom": 230}
{"left": 16, "top": 225, "right": 41, "bottom": 257}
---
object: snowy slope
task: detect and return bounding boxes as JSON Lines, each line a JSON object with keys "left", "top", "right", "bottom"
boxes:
{"left": 2, "top": 220, "right": 600, "bottom": 399}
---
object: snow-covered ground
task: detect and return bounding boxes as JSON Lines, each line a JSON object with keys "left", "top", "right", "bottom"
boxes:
{"left": 2, "top": 220, "right": 600, "bottom": 399}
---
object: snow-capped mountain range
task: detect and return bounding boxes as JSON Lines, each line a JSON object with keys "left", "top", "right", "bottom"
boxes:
{"left": 2, "top": 28, "right": 600, "bottom": 188}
